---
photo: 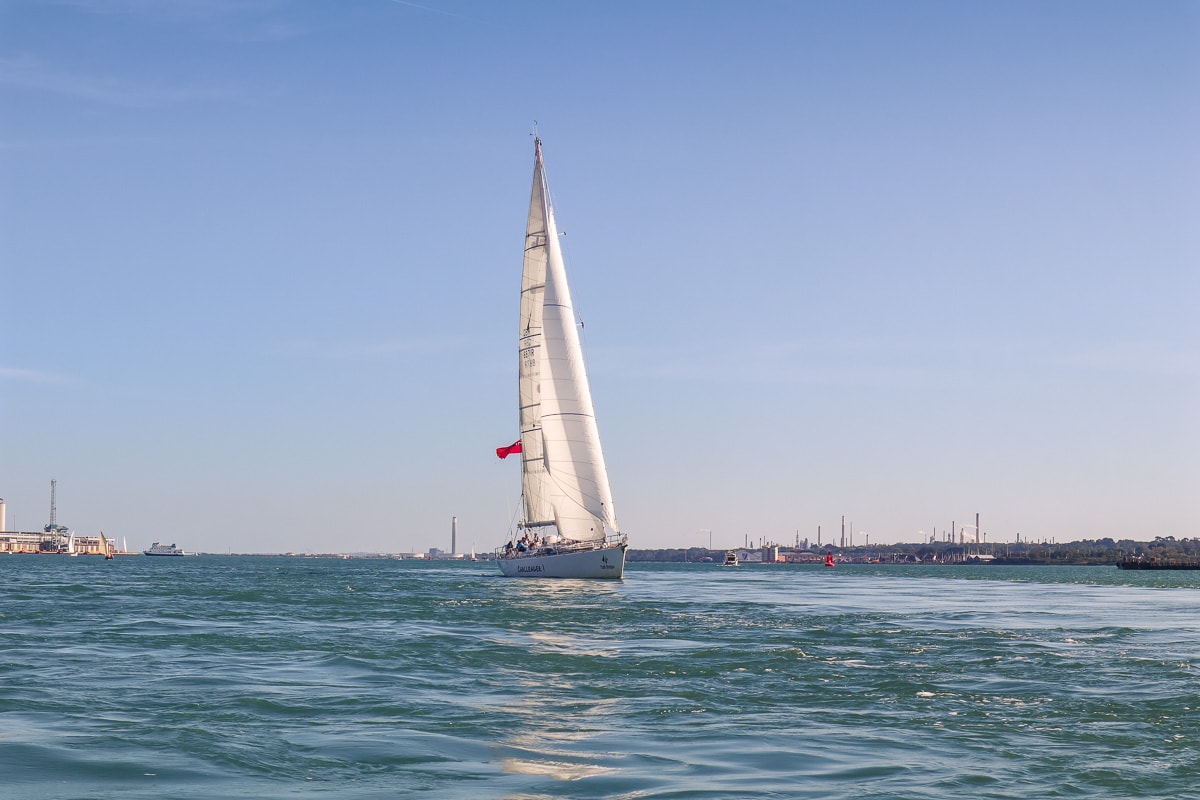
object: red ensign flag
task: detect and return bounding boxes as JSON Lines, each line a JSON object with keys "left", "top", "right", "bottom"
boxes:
{"left": 496, "top": 440, "right": 523, "bottom": 459}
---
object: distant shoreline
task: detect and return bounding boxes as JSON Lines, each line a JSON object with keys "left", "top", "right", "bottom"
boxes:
{"left": 8, "top": 538, "right": 1190, "bottom": 568}
{"left": 626, "top": 538, "right": 1198, "bottom": 567}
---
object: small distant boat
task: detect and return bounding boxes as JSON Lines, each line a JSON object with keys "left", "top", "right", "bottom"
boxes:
{"left": 825, "top": 551, "right": 836, "bottom": 568}
{"left": 723, "top": 551, "right": 739, "bottom": 567}
{"left": 143, "top": 542, "right": 188, "bottom": 557}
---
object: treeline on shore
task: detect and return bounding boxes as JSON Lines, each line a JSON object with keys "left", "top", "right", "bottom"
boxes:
{"left": 628, "top": 536, "right": 1200, "bottom": 566}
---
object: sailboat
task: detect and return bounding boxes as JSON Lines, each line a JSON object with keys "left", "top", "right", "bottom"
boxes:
{"left": 494, "top": 138, "right": 627, "bottom": 579}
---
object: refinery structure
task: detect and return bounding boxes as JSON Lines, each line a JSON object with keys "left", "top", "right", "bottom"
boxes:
{"left": 0, "top": 481, "right": 122, "bottom": 556}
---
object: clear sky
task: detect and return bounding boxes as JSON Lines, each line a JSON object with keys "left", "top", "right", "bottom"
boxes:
{"left": 2, "top": 1, "right": 1197, "bottom": 553}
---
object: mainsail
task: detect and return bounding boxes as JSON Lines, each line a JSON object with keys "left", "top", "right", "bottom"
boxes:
{"left": 517, "top": 139, "right": 618, "bottom": 544}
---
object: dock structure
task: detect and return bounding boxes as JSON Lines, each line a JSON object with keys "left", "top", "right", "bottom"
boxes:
{"left": 1, "top": 480, "right": 126, "bottom": 555}
{"left": 0, "top": 530, "right": 115, "bottom": 555}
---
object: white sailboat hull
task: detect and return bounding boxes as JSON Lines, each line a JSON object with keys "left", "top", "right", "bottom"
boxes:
{"left": 496, "top": 543, "right": 626, "bottom": 579}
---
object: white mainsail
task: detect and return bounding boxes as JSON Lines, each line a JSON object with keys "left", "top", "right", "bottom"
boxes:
{"left": 517, "top": 139, "right": 619, "bottom": 545}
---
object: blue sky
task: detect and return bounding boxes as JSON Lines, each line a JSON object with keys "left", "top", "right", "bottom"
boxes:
{"left": 2, "top": 0, "right": 1196, "bottom": 553}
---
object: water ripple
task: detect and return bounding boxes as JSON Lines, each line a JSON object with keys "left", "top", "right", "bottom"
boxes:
{"left": 2, "top": 558, "right": 1198, "bottom": 798}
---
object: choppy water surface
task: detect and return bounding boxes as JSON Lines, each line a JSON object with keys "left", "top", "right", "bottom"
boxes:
{"left": 2, "top": 557, "right": 1197, "bottom": 798}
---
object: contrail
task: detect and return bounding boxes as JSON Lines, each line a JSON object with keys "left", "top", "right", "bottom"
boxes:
{"left": 385, "top": 0, "right": 466, "bottom": 19}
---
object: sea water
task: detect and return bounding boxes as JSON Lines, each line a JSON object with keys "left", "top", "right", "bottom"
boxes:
{"left": 1, "top": 556, "right": 1197, "bottom": 799}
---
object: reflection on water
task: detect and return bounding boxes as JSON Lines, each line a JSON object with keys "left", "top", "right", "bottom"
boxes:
{"left": 495, "top": 670, "right": 617, "bottom": 784}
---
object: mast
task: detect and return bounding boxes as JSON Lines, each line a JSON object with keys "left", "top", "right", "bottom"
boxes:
{"left": 518, "top": 137, "right": 555, "bottom": 528}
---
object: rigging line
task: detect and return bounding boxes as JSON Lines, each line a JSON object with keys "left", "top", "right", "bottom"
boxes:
{"left": 539, "top": 455, "right": 612, "bottom": 528}
{"left": 554, "top": 258, "right": 594, "bottom": 365}
{"left": 576, "top": 309, "right": 592, "bottom": 373}
{"left": 541, "top": 153, "right": 595, "bottom": 365}
{"left": 509, "top": 489, "right": 526, "bottom": 535}
{"left": 503, "top": 486, "right": 521, "bottom": 538}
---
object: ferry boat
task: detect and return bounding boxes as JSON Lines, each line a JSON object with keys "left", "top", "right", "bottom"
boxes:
{"left": 143, "top": 542, "right": 188, "bottom": 557}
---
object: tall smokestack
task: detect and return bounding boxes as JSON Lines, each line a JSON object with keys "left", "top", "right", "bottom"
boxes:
{"left": 976, "top": 512, "right": 980, "bottom": 545}
{"left": 451, "top": 516, "right": 458, "bottom": 555}
{"left": 841, "top": 515, "right": 845, "bottom": 548}
{"left": 0, "top": 498, "right": 5, "bottom": 533}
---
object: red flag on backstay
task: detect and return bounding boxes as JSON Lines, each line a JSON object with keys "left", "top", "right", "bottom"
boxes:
{"left": 496, "top": 440, "right": 523, "bottom": 459}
